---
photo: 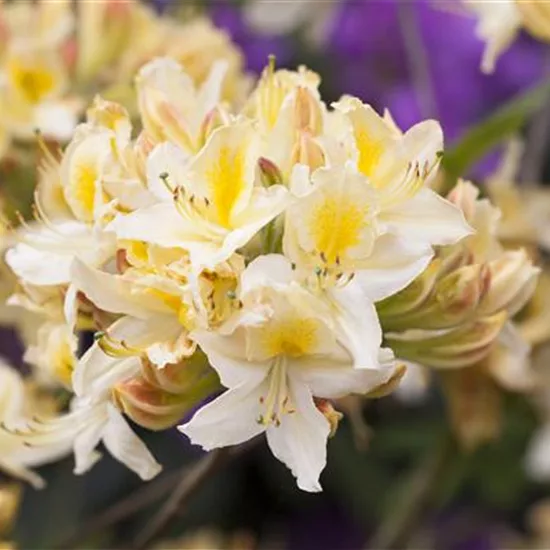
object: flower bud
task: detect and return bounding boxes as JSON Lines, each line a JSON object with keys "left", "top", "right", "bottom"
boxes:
{"left": 86, "top": 96, "right": 130, "bottom": 141}
{"left": 446, "top": 179, "right": 480, "bottom": 222}
{"left": 112, "top": 375, "right": 192, "bottom": 431}
{"left": 136, "top": 59, "right": 195, "bottom": 152}
{"left": 112, "top": 361, "right": 220, "bottom": 431}
{"left": 382, "top": 264, "right": 490, "bottom": 332}
{"left": 257, "top": 157, "right": 283, "bottom": 187}
{"left": 377, "top": 260, "right": 441, "bottom": 321}
{"left": 290, "top": 132, "right": 325, "bottom": 173}
{"left": 480, "top": 249, "right": 540, "bottom": 316}
{"left": 141, "top": 351, "right": 211, "bottom": 394}
{"left": 199, "top": 106, "right": 229, "bottom": 148}
{"left": 76, "top": 0, "right": 132, "bottom": 83}
{"left": 294, "top": 86, "right": 323, "bottom": 135}
{"left": 386, "top": 311, "right": 507, "bottom": 369}
{"left": 132, "top": 131, "right": 155, "bottom": 182}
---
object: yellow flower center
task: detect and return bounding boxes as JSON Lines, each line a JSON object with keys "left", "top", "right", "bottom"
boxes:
{"left": 67, "top": 161, "right": 98, "bottom": 220}
{"left": 9, "top": 61, "right": 56, "bottom": 105}
{"left": 262, "top": 317, "right": 319, "bottom": 358}
{"left": 207, "top": 145, "right": 246, "bottom": 228}
{"left": 52, "top": 340, "right": 75, "bottom": 387}
{"left": 310, "top": 197, "right": 370, "bottom": 264}
{"left": 257, "top": 357, "right": 295, "bottom": 427}
{"left": 355, "top": 129, "right": 384, "bottom": 181}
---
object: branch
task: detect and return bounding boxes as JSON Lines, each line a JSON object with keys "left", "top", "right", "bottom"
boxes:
{"left": 55, "top": 466, "right": 188, "bottom": 549}
{"left": 133, "top": 448, "right": 231, "bottom": 549}
{"left": 367, "top": 431, "right": 456, "bottom": 550}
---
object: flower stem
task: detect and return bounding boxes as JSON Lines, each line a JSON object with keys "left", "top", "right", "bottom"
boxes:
{"left": 367, "top": 430, "right": 456, "bottom": 550}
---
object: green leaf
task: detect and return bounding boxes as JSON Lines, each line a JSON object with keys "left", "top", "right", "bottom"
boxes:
{"left": 442, "top": 79, "right": 550, "bottom": 184}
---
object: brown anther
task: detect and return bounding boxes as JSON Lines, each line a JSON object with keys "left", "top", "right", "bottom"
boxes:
{"left": 319, "top": 251, "right": 327, "bottom": 263}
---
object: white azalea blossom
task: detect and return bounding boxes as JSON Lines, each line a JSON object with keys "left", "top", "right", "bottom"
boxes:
{"left": 180, "top": 255, "right": 395, "bottom": 491}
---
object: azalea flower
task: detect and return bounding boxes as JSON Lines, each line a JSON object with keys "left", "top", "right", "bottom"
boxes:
{"left": 108, "top": 119, "right": 290, "bottom": 269}
{"left": 284, "top": 100, "right": 471, "bottom": 301}
{"left": 180, "top": 255, "right": 396, "bottom": 491}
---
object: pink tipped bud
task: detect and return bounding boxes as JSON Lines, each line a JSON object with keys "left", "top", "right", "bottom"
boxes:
{"left": 112, "top": 375, "right": 191, "bottom": 431}
{"left": 200, "top": 106, "right": 229, "bottom": 146}
{"left": 294, "top": 87, "right": 323, "bottom": 135}
{"left": 481, "top": 249, "right": 540, "bottom": 316}
{"left": 290, "top": 132, "right": 325, "bottom": 173}
{"left": 258, "top": 157, "right": 283, "bottom": 187}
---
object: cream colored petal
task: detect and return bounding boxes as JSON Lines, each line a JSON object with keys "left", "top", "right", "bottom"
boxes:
{"left": 380, "top": 188, "right": 472, "bottom": 247}
{"left": 266, "top": 376, "right": 329, "bottom": 492}
{"left": 179, "top": 380, "right": 267, "bottom": 450}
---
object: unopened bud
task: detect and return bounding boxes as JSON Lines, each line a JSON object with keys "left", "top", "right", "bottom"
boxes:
{"left": 133, "top": 131, "right": 156, "bottom": 181}
{"left": 290, "top": 132, "right": 325, "bottom": 172}
{"left": 87, "top": 96, "right": 130, "bottom": 136}
{"left": 377, "top": 260, "right": 442, "bottom": 323}
{"left": 200, "top": 106, "right": 229, "bottom": 147}
{"left": 136, "top": 61, "right": 195, "bottom": 152}
{"left": 112, "top": 367, "right": 219, "bottom": 431}
{"left": 294, "top": 86, "right": 323, "bottom": 135}
{"left": 314, "top": 398, "right": 343, "bottom": 437}
{"left": 446, "top": 179, "right": 480, "bottom": 222}
{"left": 480, "top": 249, "right": 539, "bottom": 316}
{"left": 387, "top": 311, "right": 507, "bottom": 369}
{"left": 141, "top": 351, "right": 211, "bottom": 394}
{"left": 116, "top": 248, "right": 130, "bottom": 274}
{"left": 258, "top": 157, "right": 283, "bottom": 187}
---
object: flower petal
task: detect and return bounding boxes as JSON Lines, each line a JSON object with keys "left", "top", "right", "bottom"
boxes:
{"left": 191, "top": 328, "right": 268, "bottom": 388}
{"left": 326, "top": 282, "right": 382, "bottom": 369}
{"left": 266, "top": 377, "right": 329, "bottom": 492}
{"left": 107, "top": 203, "right": 201, "bottom": 249}
{"left": 103, "top": 404, "right": 162, "bottom": 481}
{"left": 179, "top": 380, "right": 267, "bottom": 450}
{"left": 380, "top": 188, "right": 472, "bottom": 247}
{"left": 355, "top": 234, "right": 434, "bottom": 302}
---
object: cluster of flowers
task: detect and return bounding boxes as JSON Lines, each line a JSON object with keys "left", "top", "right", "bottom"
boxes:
{"left": 0, "top": 46, "right": 540, "bottom": 493}
{"left": 0, "top": 0, "right": 247, "bottom": 160}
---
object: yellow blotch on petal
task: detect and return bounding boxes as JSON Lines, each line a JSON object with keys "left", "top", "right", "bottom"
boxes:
{"left": 68, "top": 162, "right": 98, "bottom": 220}
{"left": 8, "top": 60, "right": 56, "bottom": 105}
{"left": 355, "top": 129, "right": 384, "bottom": 181}
{"left": 311, "top": 197, "right": 369, "bottom": 264}
{"left": 53, "top": 339, "right": 76, "bottom": 387}
{"left": 139, "top": 288, "right": 193, "bottom": 329}
{"left": 207, "top": 146, "right": 246, "bottom": 228}
{"left": 264, "top": 317, "right": 319, "bottom": 358}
